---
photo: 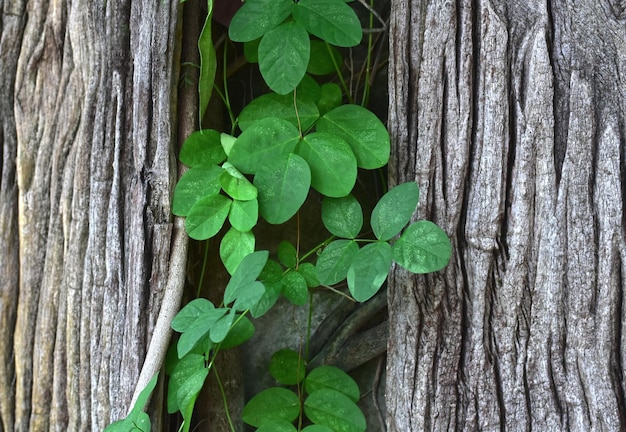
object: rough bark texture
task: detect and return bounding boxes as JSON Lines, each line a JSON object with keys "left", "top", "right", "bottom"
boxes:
{"left": 0, "top": 1, "right": 182, "bottom": 430}
{"left": 387, "top": 0, "right": 626, "bottom": 430}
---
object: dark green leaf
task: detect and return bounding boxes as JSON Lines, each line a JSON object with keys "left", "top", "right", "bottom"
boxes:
{"left": 172, "top": 166, "right": 223, "bottom": 217}
{"left": 304, "top": 389, "right": 366, "bottom": 432}
{"left": 224, "top": 250, "right": 270, "bottom": 304}
{"left": 167, "top": 354, "right": 208, "bottom": 418}
{"left": 229, "top": 117, "right": 300, "bottom": 175}
{"left": 257, "top": 420, "right": 298, "bottom": 432}
{"left": 220, "top": 162, "right": 258, "bottom": 201}
{"left": 321, "top": 195, "right": 363, "bottom": 238}
{"left": 251, "top": 279, "right": 282, "bottom": 318}
{"left": 229, "top": 199, "right": 259, "bottom": 232}
{"left": 297, "top": 74, "right": 322, "bottom": 104}
{"left": 269, "top": 348, "right": 306, "bottom": 385}
{"left": 305, "top": 366, "right": 360, "bottom": 403}
{"left": 317, "top": 83, "right": 343, "bottom": 116}
{"left": 242, "top": 387, "right": 300, "bottom": 427}
{"left": 308, "top": 40, "right": 343, "bottom": 75}
{"left": 259, "top": 21, "right": 310, "bottom": 95}
{"left": 174, "top": 303, "right": 227, "bottom": 359}
{"left": 210, "top": 309, "right": 236, "bottom": 343}
{"left": 171, "top": 298, "right": 216, "bottom": 333}
{"left": 185, "top": 194, "right": 232, "bottom": 240}
{"left": 347, "top": 242, "right": 391, "bottom": 302}
{"left": 229, "top": 0, "right": 293, "bottom": 42}
{"left": 220, "top": 315, "right": 255, "bottom": 349}
{"left": 179, "top": 129, "right": 226, "bottom": 168}
{"left": 371, "top": 182, "right": 419, "bottom": 241}
{"left": 278, "top": 240, "right": 298, "bottom": 268}
{"left": 254, "top": 153, "right": 311, "bottom": 224}
{"left": 238, "top": 93, "right": 319, "bottom": 132}
{"left": 301, "top": 426, "right": 334, "bottom": 432}
{"left": 199, "top": 9, "right": 217, "bottom": 121}
{"left": 219, "top": 227, "right": 255, "bottom": 275}
{"left": 243, "top": 38, "right": 261, "bottom": 63}
{"left": 293, "top": 0, "right": 362, "bottom": 47}
{"left": 282, "top": 271, "right": 309, "bottom": 305}
{"left": 296, "top": 132, "right": 357, "bottom": 197}
{"left": 297, "top": 262, "right": 320, "bottom": 288}
{"left": 317, "top": 105, "right": 390, "bottom": 169}
{"left": 316, "top": 240, "right": 359, "bottom": 285}
{"left": 392, "top": 221, "right": 452, "bottom": 274}
{"left": 232, "top": 281, "right": 266, "bottom": 311}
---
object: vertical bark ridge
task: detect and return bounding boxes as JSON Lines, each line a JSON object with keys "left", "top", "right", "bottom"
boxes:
{"left": 388, "top": 0, "right": 626, "bottom": 430}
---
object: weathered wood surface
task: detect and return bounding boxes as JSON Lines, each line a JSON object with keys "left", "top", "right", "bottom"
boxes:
{"left": 0, "top": 1, "right": 183, "bottom": 430}
{"left": 387, "top": 0, "right": 626, "bottom": 430}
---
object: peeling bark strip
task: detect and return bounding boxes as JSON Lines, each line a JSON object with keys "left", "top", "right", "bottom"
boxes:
{"left": 387, "top": 0, "right": 626, "bottom": 431}
{"left": 0, "top": 0, "right": 182, "bottom": 430}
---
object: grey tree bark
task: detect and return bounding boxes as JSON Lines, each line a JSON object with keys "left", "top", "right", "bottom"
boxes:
{"left": 387, "top": 0, "right": 626, "bottom": 430}
{"left": 0, "top": 1, "right": 186, "bottom": 431}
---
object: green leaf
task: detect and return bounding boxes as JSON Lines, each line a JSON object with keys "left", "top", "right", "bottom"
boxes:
{"left": 210, "top": 309, "right": 236, "bottom": 343}
{"left": 242, "top": 387, "right": 301, "bottom": 427}
{"left": 185, "top": 194, "right": 232, "bottom": 240}
{"left": 220, "top": 162, "right": 258, "bottom": 201}
{"left": 220, "top": 133, "right": 237, "bottom": 156}
{"left": 278, "top": 240, "right": 298, "bottom": 268}
{"left": 232, "top": 281, "right": 266, "bottom": 311}
{"left": 229, "top": 199, "right": 259, "bottom": 232}
{"left": 229, "top": 117, "right": 300, "bottom": 175}
{"left": 173, "top": 301, "right": 226, "bottom": 358}
{"left": 317, "top": 105, "right": 390, "bottom": 169}
{"left": 259, "top": 21, "right": 310, "bottom": 95}
{"left": 254, "top": 153, "right": 311, "bottom": 224}
{"left": 179, "top": 129, "right": 226, "bottom": 168}
{"left": 238, "top": 92, "right": 319, "bottom": 132}
{"left": 296, "top": 132, "right": 357, "bottom": 197}
{"left": 257, "top": 420, "right": 298, "bottom": 432}
{"left": 316, "top": 240, "right": 359, "bottom": 285}
{"left": 172, "top": 165, "right": 223, "bottom": 217}
{"left": 297, "top": 262, "right": 320, "bottom": 288}
{"left": 297, "top": 74, "right": 322, "bottom": 104}
{"left": 317, "top": 83, "right": 343, "bottom": 116}
{"left": 105, "top": 372, "right": 159, "bottom": 432}
{"left": 243, "top": 38, "right": 261, "bottom": 63}
{"left": 269, "top": 348, "right": 306, "bottom": 385}
{"left": 229, "top": 0, "right": 293, "bottom": 42}
{"left": 220, "top": 227, "right": 255, "bottom": 275}
{"left": 321, "top": 195, "right": 363, "bottom": 238}
{"left": 347, "top": 242, "right": 391, "bottom": 302}
{"left": 392, "top": 221, "right": 452, "bottom": 274}
{"left": 301, "top": 426, "right": 334, "bottom": 432}
{"left": 171, "top": 298, "right": 216, "bottom": 333}
{"left": 371, "top": 182, "right": 419, "bottom": 241}
{"left": 293, "top": 0, "right": 362, "bottom": 47}
{"left": 251, "top": 260, "right": 284, "bottom": 318}
{"left": 220, "top": 315, "right": 255, "bottom": 350}
{"left": 199, "top": 6, "right": 217, "bottom": 122}
{"left": 307, "top": 40, "right": 343, "bottom": 75}
{"left": 224, "top": 250, "right": 270, "bottom": 304}
{"left": 304, "top": 389, "right": 366, "bottom": 432}
{"left": 305, "top": 366, "right": 360, "bottom": 403}
{"left": 167, "top": 354, "right": 208, "bottom": 420}
{"left": 282, "top": 271, "right": 309, "bottom": 306}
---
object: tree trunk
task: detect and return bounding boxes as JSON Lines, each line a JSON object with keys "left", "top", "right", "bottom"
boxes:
{"left": 387, "top": 0, "right": 626, "bottom": 430}
{"left": 0, "top": 1, "right": 185, "bottom": 430}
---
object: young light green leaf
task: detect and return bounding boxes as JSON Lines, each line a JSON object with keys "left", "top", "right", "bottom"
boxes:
{"left": 254, "top": 153, "right": 311, "bottom": 224}
{"left": 167, "top": 354, "right": 208, "bottom": 421}
{"left": 185, "top": 194, "right": 232, "bottom": 240}
{"left": 317, "top": 83, "right": 343, "bottom": 116}
{"left": 305, "top": 366, "right": 360, "bottom": 403}
{"left": 298, "top": 262, "right": 320, "bottom": 288}
{"left": 308, "top": 40, "right": 343, "bottom": 75}
{"left": 220, "top": 227, "right": 255, "bottom": 275}
{"left": 229, "top": 117, "right": 300, "bottom": 175}
{"left": 172, "top": 165, "right": 223, "bottom": 216}
{"left": 238, "top": 92, "right": 319, "bottom": 132}
{"left": 199, "top": 6, "right": 217, "bottom": 122}
{"left": 180, "top": 129, "right": 226, "bottom": 168}
{"left": 316, "top": 240, "right": 359, "bottom": 285}
{"left": 220, "top": 315, "right": 255, "bottom": 350}
{"left": 282, "top": 271, "right": 309, "bottom": 306}
{"left": 224, "top": 250, "right": 270, "bottom": 304}
{"left": 278, "top": 240, "right": 298, "bottom": 268}
{"left": 347, "top": 242, "right": 391, "bottom": 302}
{"left": 232, "top": 281, "right": 266, "bottom": 311}
{"left": 258, "top": 420, "right": 298, "bottom": 432}
{"left": 293, "top": 0, "right": 362, "bottom": 47}
{"left": 304, "top": 389, "right": 366, "bottom": 432}
{"left": 259, "top": 21, "right": 310, "bottom": 95}
{"left": 317, "top": 104, "right": 390, "bottom": 169}
{"left": 229, "top": 0, "right": 293, "bottom": 42}
{"left": 242, "top": 387, "right": 300, "bottom": 427}
{"left": 220, "top": 133, "right": 237, "bottom": 156}
{"left": 392, "top": 220, "right": 452, "bottom": 274}
{"left": 210, "top": 309, "right": 236, "bottom": 343}
{"left": 371, "top": 182, "right": 419, "bottom": 241}
{"left": 296, "top": 132, "right": 357, "bottom": 197}
{"left": 321, "top": 195, "right": 363, "bottom": 238}
{"left": 220, "top": 162, "right": 258, "bottom": 201}
{"left": 229, "top": 199, "right": 258, "bottom": 232}
{"left": 269, "top": 348, "right": 306, "bottom": 385}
